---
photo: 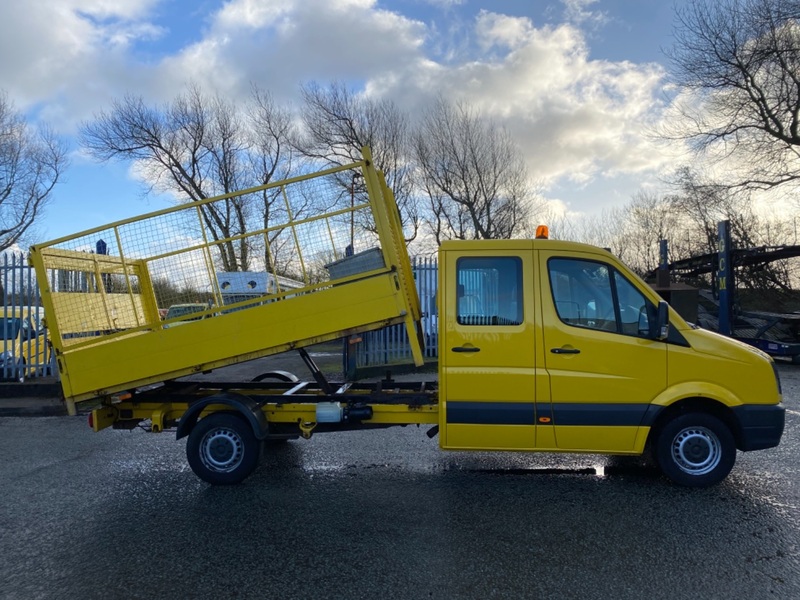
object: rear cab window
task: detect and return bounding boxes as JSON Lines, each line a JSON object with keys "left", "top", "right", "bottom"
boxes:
{"left": 456, "top": 257, "right": 523, "bottom": 326}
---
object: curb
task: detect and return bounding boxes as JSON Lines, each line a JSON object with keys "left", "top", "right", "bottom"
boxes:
{"left": 0, "top": 380, "right": 66, "bottom": 417}
{"left": 0, "top": 402, "right": 68, "bottom": 417}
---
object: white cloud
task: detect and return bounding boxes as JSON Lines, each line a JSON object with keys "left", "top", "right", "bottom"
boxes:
{"left": 422, "top": 0, "right": 466, "bottom": 7}
{"left": 364, "top": 15, "right": 673, "bottom": 199}
{"left": 0, "top": 0, "right": 166, "bottom": 129}
{"left": 215, "top": 0, "right": 294, "bottom": 30}
{"left": 475, "top": 10, "right": 532, "bottom": 50}
{"left": 154, "top": 0, "right": 427, "bottom": 106}
{"left": 75, "top": 0, "right": 160, "bottom": 20}
{"left": 0, "top": 0, "right": 685, "bottom": 218}
{"left": 561, "top": 0, "right": 608, "bottom": 28}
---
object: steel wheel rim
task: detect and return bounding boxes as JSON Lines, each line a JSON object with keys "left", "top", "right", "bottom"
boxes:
{"left": 200, "top": 428, "right": 244, "bottom": 473}
{"left": 670, "top": 426, "right": 721, "bottom": 476}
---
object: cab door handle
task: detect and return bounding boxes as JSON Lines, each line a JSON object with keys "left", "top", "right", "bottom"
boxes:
{"left": 452, "top": 346, "right": 480, "bottom": 353}
{"left": 551, "top": 347, "right": 580, "bottom": 354}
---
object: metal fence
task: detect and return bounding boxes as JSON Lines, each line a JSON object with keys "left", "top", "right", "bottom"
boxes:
{"left": 1, "top": 252, "right": 55, "bottom": 381}
{"left": 355, "top": 256, "right": 438, "bottom": 367}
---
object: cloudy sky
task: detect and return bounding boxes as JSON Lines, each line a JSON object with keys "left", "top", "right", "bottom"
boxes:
{"left": 0, "top": 0, "right": 691, "bottom": 243}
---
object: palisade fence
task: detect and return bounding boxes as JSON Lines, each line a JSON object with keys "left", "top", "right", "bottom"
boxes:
{"left": 354, "top": 256, "right": 439, "bottom": 369}
{"left": 1, "top": 252, "right": 56, "bottom": 382}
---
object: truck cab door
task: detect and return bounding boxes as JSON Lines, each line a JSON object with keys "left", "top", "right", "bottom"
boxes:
{"left": 440, "top": 246, "right": 538, "bottom": 450}
{"left": 538, "top": 251, "right": 667, "bottom": 452}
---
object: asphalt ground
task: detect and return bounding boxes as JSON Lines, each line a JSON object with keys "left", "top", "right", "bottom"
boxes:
{"left": 0, "top": 356, "right": 799, "bottom": 599}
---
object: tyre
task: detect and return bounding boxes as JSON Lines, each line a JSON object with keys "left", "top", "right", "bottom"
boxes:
{"left": 186, "top": 413, "right": 261, "bottom": 485}
{"left": 654, "top": 412, "right": 736, "bottom": 487}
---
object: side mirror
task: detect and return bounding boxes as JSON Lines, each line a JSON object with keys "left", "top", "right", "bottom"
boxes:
{"left": 654, "top": 300, "right": 669, "bottom": 341}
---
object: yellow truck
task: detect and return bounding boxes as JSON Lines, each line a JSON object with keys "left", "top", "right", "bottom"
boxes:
{"left": 29, "top": 148, "right": 784, "bottom": 487}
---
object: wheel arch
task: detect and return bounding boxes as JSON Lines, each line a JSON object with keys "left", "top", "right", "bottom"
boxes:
{"left": 647, "top": 396, "right": 743, "bottom": 450}
{"left": 176, "top": 392, "right": 268, "bottom": 441}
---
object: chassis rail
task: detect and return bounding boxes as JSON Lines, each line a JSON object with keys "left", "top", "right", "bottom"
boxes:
{"left": 90, "top": 379, "right": 440, "bottom": 438}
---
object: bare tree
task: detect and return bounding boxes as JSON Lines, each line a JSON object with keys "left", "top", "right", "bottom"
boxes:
{"left": 414, "top": 98, "right": 539, "bottom": 242}
{"left": 297, "top": 81, "right": 419, "bottom": 241}
{"left": 607, "top": 192, "right": 682, "bottom": 276}
{"left": 553, "top": 168, "right": 796, "bottom": 289}
{"left": 0, "top": 92, "right": 68, "bottom": 251}
{"left": 663, "top": 168, "right": 793, "bottom": 290}
{"left": 80, "top": 84, "right": 296, "bottom": 272}
{"left": 666, "top": 0, "right": 800, "bottom": 190}
{"left": 245, "top": 86, "right": 299, "bottom": 276}
{"left": 666, "top": 169, "right": 728, "bottom": 257}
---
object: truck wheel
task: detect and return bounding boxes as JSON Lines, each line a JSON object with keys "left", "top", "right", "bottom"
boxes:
{"left": 186, "top": 413, "right": 261, "bottom": 485}
{"left": 654, "top": 412, "right": 736, "bottom": 487}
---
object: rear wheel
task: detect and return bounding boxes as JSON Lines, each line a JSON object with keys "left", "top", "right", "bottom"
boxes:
{"left": 655, "top": 412, "right": 736, "bottom": 487}
{"left": 186, "top": 413, "right": 261, "bottom": 485}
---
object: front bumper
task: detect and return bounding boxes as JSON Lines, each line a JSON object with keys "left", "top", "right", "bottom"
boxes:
{"left": 732, "top": 403, "right": 786, "bottom": 451}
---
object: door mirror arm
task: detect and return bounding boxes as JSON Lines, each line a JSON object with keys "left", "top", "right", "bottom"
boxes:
{"left": 652, "top": 300, "right": 669, "bottom": 341}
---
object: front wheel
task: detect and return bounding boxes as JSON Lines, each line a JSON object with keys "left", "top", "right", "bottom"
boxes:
{"left": 186, "top": 413, "right": 261, "bottom": 485}
{"left": 654, "top": 412, "right": 736, "bottom": 487}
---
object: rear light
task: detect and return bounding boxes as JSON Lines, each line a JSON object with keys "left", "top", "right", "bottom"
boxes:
{"left": 88, "top": 412, "right": 94, "bottom": 429}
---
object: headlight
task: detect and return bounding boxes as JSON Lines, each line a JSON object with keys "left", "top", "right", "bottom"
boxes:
{"left": 0, "top": 351, "right": 14, "bottom": 366}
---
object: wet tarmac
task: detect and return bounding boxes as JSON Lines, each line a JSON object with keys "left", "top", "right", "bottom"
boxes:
{"left": 1, "top": 362, "right": 798, "bottom": 599}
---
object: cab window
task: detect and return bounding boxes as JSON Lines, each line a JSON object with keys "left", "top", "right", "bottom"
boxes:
{"left": 614, "top": 271, "right": 651, "bottom": 336}
{"left": 548, "top": 258, "right": 651, "bottom": 337}
{"left": 456, "top": 257, "right": 523, "bottom": 326}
